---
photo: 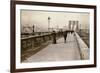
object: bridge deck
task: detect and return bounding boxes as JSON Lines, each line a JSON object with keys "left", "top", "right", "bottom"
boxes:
{"left": 24, "top": 33, "right": 81, "bottom": 62}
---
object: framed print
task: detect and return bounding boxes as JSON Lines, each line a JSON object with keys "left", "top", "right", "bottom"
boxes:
{"left": 10, "top": 0, "right": 97, "bottom": 72}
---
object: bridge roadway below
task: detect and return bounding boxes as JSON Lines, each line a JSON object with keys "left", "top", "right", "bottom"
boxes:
{"left": 23, "top": 33, "right": 81, "bottom": 62}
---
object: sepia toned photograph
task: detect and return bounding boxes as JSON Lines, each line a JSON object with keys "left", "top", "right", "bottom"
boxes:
{"left": 11, "top": 1, "right": 96, "bottom": 72}
{"left": 21, "top": 10, "right": 90, "bottom": 62}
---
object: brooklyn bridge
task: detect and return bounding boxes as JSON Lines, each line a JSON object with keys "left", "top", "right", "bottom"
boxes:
{"left": 21, "top": 20, "right": 89, "bottom": 62}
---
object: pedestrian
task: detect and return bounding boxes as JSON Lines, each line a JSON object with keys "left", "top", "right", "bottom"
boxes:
{"left": 52, "top": 31, "right": 56, "bottom": 44}
{"left": 71, "top": 30, "right": 74, "bottom": 34}
{"left": 63, "top": 30, "right": 68, "bottom": 43}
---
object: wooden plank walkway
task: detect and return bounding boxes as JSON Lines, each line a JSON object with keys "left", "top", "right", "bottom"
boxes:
{"left": 23, "top": 33, "right": 81, "bottom": 62}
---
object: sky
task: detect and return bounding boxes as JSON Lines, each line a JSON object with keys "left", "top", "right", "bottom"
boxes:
{"left": 21, "top": 10, "right": 89, "bottom": 32}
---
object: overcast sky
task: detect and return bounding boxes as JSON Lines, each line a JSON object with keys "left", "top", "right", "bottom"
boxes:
{"left": 21, "top": 10, "right": 89, "bottom": 32}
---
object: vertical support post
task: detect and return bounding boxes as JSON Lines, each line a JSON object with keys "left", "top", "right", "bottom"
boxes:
{"left": 76, "top": 21, "right": 79, "bottom": 32}
{"left": 69, "top": 20, "right": 71, "bottom": 30}
{"left": 72, "top": 21, "right": 75, "bottom": 31}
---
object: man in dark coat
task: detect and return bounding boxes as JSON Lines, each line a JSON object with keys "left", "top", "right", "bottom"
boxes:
{"left": 52, "top": 31, "right": 56, "bottom": 44}
{"left": 63, "top": 30, "right": 68, "bottom": 43}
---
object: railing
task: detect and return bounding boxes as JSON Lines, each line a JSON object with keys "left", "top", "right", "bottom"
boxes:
{"left": 21, "top": 33, "right": 52, "bottom": 52}
{"left": 21, "top": 32, "right": 61, "bottom": 61}
{"left": 74, "top": 32, "right": 89, "bottom": 60}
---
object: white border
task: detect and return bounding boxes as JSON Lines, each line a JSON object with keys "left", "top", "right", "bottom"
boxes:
{"left": 16, "top": 4, "right": 94, "bottom": 69}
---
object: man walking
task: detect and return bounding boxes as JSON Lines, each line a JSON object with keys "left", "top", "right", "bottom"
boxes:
{"left": 52, "top": 31, "right": 56, "bottom": 44}
{"left": 63, "top": 30, "right": 68, "bottom": 43}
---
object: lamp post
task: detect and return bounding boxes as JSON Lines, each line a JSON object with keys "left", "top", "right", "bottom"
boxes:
{"left": 32, "top": 25, "right": 34, "bottom": 35}
{"left": 48, "top": 16, "right": 51, "bottom": 32}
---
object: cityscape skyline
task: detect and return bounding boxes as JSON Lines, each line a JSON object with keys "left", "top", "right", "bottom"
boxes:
{"left": 21, "top": 10, "right": 89, "bottom": 33}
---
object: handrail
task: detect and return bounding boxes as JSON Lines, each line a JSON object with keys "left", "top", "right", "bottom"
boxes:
{"left": 74, "top": 32, "right": 89, "bottom": 60}
{"left": 21, "top": 33, "right": 52, "bottom": 40}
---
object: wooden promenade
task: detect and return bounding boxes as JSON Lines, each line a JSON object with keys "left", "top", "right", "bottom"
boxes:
{"left": 23, "top": 33, "right": 87, "bottom": 62}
